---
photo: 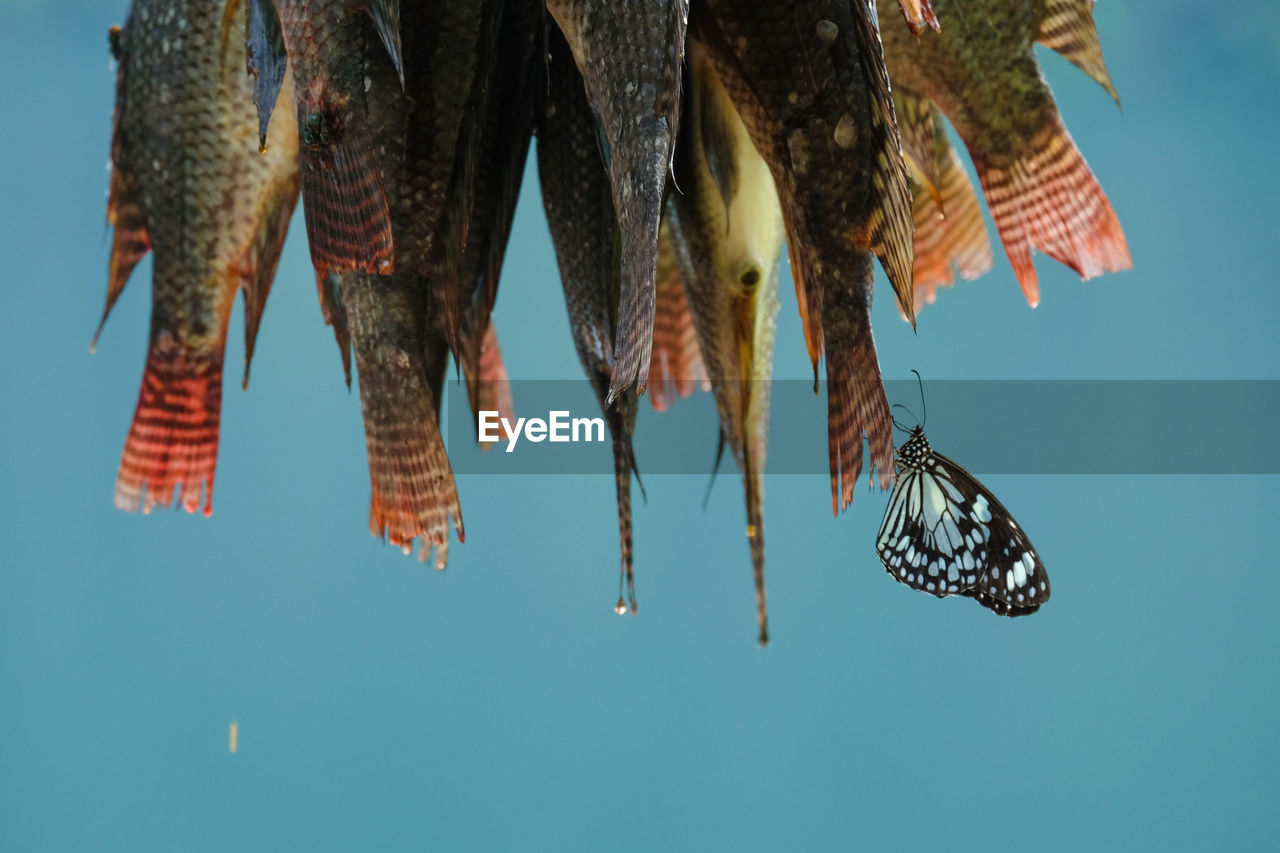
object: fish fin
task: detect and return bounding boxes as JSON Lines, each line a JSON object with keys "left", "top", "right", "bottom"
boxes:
{"left": 894, "top": 90, "right": 940, "bottom": 196}
{"left": 246, "top": 0, "right": 287, "bottom": 150}
{"left": 743, "top": 445, "right": 767, "bottom": 646}
{"left": 114, "top": 342, "right": 224, "bottom": 516}
{"left": 910, "top": 123, "right": 993, "bottom": 313}
{"left": 298, "top": 114, "right": 394, "bottom": 276}
{"left": 1036, "top": 0, "right": 1121, "bottom": 107}
{"left": 783, "top": 222, "right": 823, "bottom": 379}
{"left": 95, "top": 166, "right": 150, "bottom": 352}
{"left": 467, "top": 323, "right": 515, "bottom": 451}
{"left": 971, "top": 117, "right": 1130, "bottom": 307}
{"left": 648, "top": 222, "right": 708, "bottom": 411}
{"left": 822, "top": 253, "right": 894, "bottom": 516}
{"left": 238, "top": 179, "right": 298, "bottom": 389}
{"left": 364, "top": 0, "right": 404, "bottom": 88}
{"left": 897, "top": 0, "right": 940, "bottom": 34}
{"left": 317, "top": 272, "right": 352, "bottom": 387}
{"left": 609, "top": 403, "right": 638, "bottom": 615}
{"left": 344, "top": 275, "right": 463, "bottom": 568}
{"left": 852, "top": 0, "right": 916, "bottom": 324}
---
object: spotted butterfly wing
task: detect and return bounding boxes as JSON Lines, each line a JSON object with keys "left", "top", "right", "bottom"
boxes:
{"left": 876, "top": 427, "right": 1049, "bottom": 615}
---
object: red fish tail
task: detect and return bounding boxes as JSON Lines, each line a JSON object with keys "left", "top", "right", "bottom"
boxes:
{"left": 973, "top": 118, "right": 1130, "bottom": 307}
{"left": 648, "top": 228, "right": 707, "bottom": 411}
{"left": 910, "top": 146, "right": 993, "bottom": 312}
{"left": 467, "top": 323, "right": 515, "bottom": 450}
{"left": 115, "top": 342, "right": 224, "bottom": 515}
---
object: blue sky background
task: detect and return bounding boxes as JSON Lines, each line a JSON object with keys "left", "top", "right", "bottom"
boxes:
{"left": 2, "top": 1, "right": 1279, "bottom": 849}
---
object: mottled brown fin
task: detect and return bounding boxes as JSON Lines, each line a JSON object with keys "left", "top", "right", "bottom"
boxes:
{"left": 1037, "top": 0, "right": 1121, "bottom": 106}
{"left": 365, "top": 0, "right": 404, "bottom": 88}
{"left": 115, "top": 343, "right": 224, "bottom": 516}
{"left": 851, "top": 0, "right": 916, "bottom": 324}
{"left": 316, "top": 272, "right": 352, "bottom": 387}
{"left": 910, "top": 146, "right": 993, "bottom": 312}
{"left": 94, "top": 167, "right": 150, "bottom": 352}
{"left": 245, "top": 0, "right": 287, "bottom": 149}
{"left": 648, "top": 222, "right": 708, "bottom": 411}
{"left": 823, "top": 253, "right": 894, "bottom": 516}
{"left": 972, "top": 117, "right": 1130, "bottom": 307}
{"left": 298, "top": 121, "right": 394, "bottom": 276}
{"left": 897, "top": 0, "right": 940, "bottom": 34}
{"left": 239, "top": 179, "right": 299, "bottom": 389}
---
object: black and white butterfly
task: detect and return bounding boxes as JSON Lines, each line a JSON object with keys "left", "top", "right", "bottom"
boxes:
{"left": 876, "top": 425, "right": 1050, "bottom": 616}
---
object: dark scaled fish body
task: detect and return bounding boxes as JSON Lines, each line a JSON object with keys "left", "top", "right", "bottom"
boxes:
{"left": 336, "top": 0, "right": 476, "bottom": 564}
{"left": 667, "top": 37, "right": 784, "bottom": 645}
{"left": 538, "top": 27, "right": 643, "bottom": 614}
{"left": 544, "top": 0, "right": 689, "bottom": 403}
{"left": 877, "top": 0, "right": 1129, "bottom": 307}
{"left": 266, "top": 0, "right": 402, "bottom": 276}
{"left": 99, "top": 0, "right": 300, "bottom": 514}
{"left": 696, "top": 0, "right": 914, "bottom": 513}
{"left": 432, "top": 0, "right": 539, "bottom": 425}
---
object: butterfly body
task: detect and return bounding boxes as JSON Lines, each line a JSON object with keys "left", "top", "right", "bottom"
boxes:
{"left": 876, "top": 426, "right": 1049, "bottom": 616}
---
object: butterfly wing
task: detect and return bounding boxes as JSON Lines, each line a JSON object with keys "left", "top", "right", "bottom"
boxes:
{"left": 876, "top": 450, "right": 1049, "bottom": 616}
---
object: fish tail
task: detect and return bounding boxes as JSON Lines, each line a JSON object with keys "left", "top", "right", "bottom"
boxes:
{"left": 609, "top": 404, "right": 637, "bottom": 616}
{"left": 910, "top": 145, "right": 993, "bottom": 311}
{"left": 1037, "top": 0, "right": 1121, "bottom": 106}
{"left": 972, "top": 117, "right": 1130, "bottom": 307}
{"left": 344, "top": 274, "right": 463, "bottom": 568}
{"left": 822, "top": 255, "right": 894, "bottom": 516}
{"left": 298, "top": 120, "right": 394, "bottom": 276}
{"left": 114, "top": 341, "right": 224, "bottom": 516}
{"left": 647, "top": 225, "right": 707, "bottom": 411}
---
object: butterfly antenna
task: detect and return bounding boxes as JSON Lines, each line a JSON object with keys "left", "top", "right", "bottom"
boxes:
{"left": 891, "top": 403, "right": 917, "bottom": 432}
{"left": 910, "top": 369, "right": 926, "bottom": 428}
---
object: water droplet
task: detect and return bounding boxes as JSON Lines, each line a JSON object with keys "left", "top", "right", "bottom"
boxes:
{"left": 614, "top": 599, "right": 627, "bottom": 615}
{"left": 834, "top": 114, "right": 858, "bottom": 149}
{"left": 815, "top": 20, "right": 839, "bottom": 44}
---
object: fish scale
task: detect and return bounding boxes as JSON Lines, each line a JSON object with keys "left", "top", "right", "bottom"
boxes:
{"left": 99, "top": 0, "right": 300, "bottom": 515}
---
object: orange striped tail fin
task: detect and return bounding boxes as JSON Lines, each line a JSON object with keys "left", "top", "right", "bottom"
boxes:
{"left": 973, "top": 118, "right": 1130, "bottom": 307}
{"left": 910, "top": 145, "right": 993, "bottom": 312}
{"left": 114, "top": 343, "right": 224, "bottom": 515}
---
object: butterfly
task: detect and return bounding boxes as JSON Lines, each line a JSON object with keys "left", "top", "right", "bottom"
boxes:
{"left": 875, "top": 424, "right": 1050, "bottom": 616}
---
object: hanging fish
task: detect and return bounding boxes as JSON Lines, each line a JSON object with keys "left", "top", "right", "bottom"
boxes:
{"left": 98, "top": 0, "right": 300, "bottom": 514}
{"left": 252, "top": 0, "right": 402, "bottom": 276}
{"left": 538, "top": 26, "right": 643, "bottom": 614}
{"left": 336, "top": 0, "right": 473, "bottom": 565}
{"left": 543, "top": 0, "right": 690, "bottom": 403}
{"left": 695, "top": 0, "right": 915, "bottom": 513}
{"left": 667, "top": 36, "right": 785, "bottom": 645}
{"left": 877, "top": 0, "right": 1129, "bottom": 307}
